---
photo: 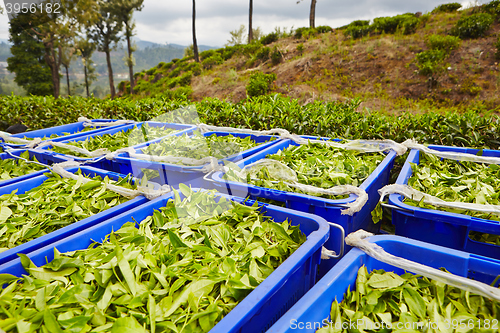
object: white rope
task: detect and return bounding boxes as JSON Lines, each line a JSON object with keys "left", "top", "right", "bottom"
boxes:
{"left": 77, "top": 117, "right": 135, "bottom": 128}
{"left": 231, "top": 159, "right": 367, "bottom": 215}
{"left": 403, "top": 139, "right": 500, "bottom": 164}
{"left": 379, "top": 184, "right": 500, "bottom": 215}
{"left": 346, "top": 230, "right": 500, "bottom": 302}
{"left": 197, "top": 123, "right": 408, "bottom": 156}
{"left": 36, "top": 141, "right": 110, "bottom": 158}
{"left": 49, "top": 161, "right": 171, "bottom": 200}
{"left": 0, "top": 132, "right": 42, "bottom": 147}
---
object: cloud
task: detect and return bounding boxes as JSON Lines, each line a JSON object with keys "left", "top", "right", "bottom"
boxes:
{"left": 0, "top": 0, "right": 481, "bottom": 45}
{"left": 133, "top": 0, "right": 472, "bottom": 47}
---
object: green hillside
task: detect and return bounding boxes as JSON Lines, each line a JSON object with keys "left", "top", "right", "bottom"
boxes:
{"left": 121, "top": 1, "right": 500, "bottom": 112}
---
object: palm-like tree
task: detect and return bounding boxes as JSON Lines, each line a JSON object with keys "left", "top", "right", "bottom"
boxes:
{"left": 192, "top": 0, "right": 200, "bottom": 62}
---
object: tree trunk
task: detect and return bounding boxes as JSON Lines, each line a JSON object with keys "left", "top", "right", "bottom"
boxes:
{"left": 51, "top": 67, "right": 60, "bottom": 98}
{"left": 192, "top": 0, "right": 199, "bottom": 63}
{"left": 126, "top": 26, "right": 134, "bottom": 94}
{"left": 310, "top": 0, "right": 317, "bottom": 29}
{"left": 45, "top": 40, "right": 60, "bottom": 98}
{"left": 105, "top": 47, "right": 116, "bottom": 99}
{"left": 248, "top": 0, "right": 253, "bottom": 43}
{"left": 65, "top": 64, "right": 71, "bottom": 96}
{"left": 84, "top": 61, "right": 90, "bottom": 98}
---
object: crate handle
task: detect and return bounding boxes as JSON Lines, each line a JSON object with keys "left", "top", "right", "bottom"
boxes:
{"left": 322, "top": 222, "right": 345, "bottom": 259}
{"left": 381, "top": 202, "right": 415, "bottom": 214}
{"left": 203, "top": 171, "right": 215, "bottom": 183}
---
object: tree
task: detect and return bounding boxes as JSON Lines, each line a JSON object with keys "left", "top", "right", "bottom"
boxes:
{"left": 76, "top": 38, "right": 97, "bottom": 98}
{"left": 7, "top": 14, "right": 53, "bottom": 96}
{"left": 24, "top": 0, "right": 97, "bottom": 98}
{"left": 89, "top": 0, "right": 123, "bottom": 99}
{"left": 249, "top": 0, "right": 253, "bottom": 43}
{"left": 226, "top": 25, "right": 246, "bottom": 46}
{"left": 61, "top": 45, "right": 76, "bottom": 96}
{"left": 192, "top": 0, "right": 199, "bottom": 63}
{"left": 297, "top": 0, "right": 317, "bottom": 29}
{"left": 111, "top": 0, "right": 144, "bottom": 95}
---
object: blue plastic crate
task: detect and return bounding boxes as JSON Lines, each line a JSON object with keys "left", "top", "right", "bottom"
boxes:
{"left": 0, "top": 149, "right": 70, "bottom": 187}
{"left": 111, "top": 131, "right": 281, "bottom": 188}
{"left": 1, "top": 119, "right": 133, "bottom": 149}
{"left": 389, "top": 146, "right": 500, "bottom": 260}
{"left": 212, "top": 137, "right": 397, "bottom": 275}
{"left": 0, "top": 189, "right": 330, "bottom": 333}
{"left": 268, "top": 234, "right": 500, "bottom": 332}
{"left": 0, "top": 165, "right": 149, "bottom": 266}
{"left": 36, "top": 121, "right": 196, "bottom": 173}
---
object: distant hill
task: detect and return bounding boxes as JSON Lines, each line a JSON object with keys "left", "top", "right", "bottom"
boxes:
{"left": 0, "top": 42, "right": 11, "bottom": 62}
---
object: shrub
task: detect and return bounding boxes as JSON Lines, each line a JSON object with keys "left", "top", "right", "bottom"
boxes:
{"left": 344, "top": 24, "right": 372, "bottom": 39}
{"left": 296, "top": 43, "right": 304, "bottom": 54}
{"left": 202, "top": 53, "right": 224, "bottom": 69}
{"left": 256, "top": 46, "right": 270, "bottom": 60}
{"left": 200, "top": 49, "right": 216, "bottom": 61}
{"left": 372, "top": 13, "right": 419, "bottom": 34}
{"left": 316, "top": 25, "right": 333, "bottom": 33}
{"left": 166, "top": 77, "right": 179, "bottom": 88}
{"left": 400, "top": 16, "right": 420, "bottom": 35}
{"left": 260, "top": 32, "right": 279, "bottom": 45}
{"left": 171, "top": 58, "right": 180, "bottom": 63}
{"left": 246, "top": 72, "right": 276, "bottom": 97}
{"left": 145, "top": 68, "right": 156, "bottom": 75}
{"left": 451, "top": 13, "right": 494, "bottom": 39}
{"left": 460, "top": 77, "right": 482, "bottom": 95}
{"left": 415, "top": 49, "right": 447, "bottom": 76}
{"left": 483, "top": 0, "right": 500, "bottom": 17}
{"left": 221, "top": 45, "right": 238, "bottom": 60}
{"left": 162, "top": 62, "right": 173, "bottom": 70}
{"left": 427, "top": 34, "right": 461, "bottom": 53}
{"left": 294, "top": 27, "right": 310, "bottom": 39}
{"left": 495, "top": 34, "right": 500, "bottom": 59}
{"left": 178, "top": 71, "right": 193, "bottom": 86}
{"left": 349, "top": 20, "right": 371, "bottom": 27}
{"left": 239, "top": 43, "right": 263, "bottom": 56}
{"left": 302, "top": 28, "right": 319, "bottom": 39}
{"left": 185, "top": 62, "right": 202, "bottom": 76}
{"left": 432, "top": 2, "right": 462, "bottom": 13}
{"left": 167, "top": 67, "right": 181, "bottom": 79}
{"left": 271, "top": 47, "right": 282, "bottom": 66}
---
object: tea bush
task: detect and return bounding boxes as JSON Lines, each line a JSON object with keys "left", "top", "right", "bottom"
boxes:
{"left": 432, "top": 2, "right": 462, "bottom": 13}
{"left": 246, "top": 72, "right": 277, "bottom": 97}
{"left": 316, "top": 25, "right": 333, "bottom": 33}
{"left": 372, "top": 13, "right": 418, "bottom": 34}
{"left": 451, "top": 13, "right": 494, "bottom": 38}
{"left": 483, "top": 0, "right": 500, "bottom": 17}
{"left": 202, "top": 54, "right": 224, "bottom": 70}
{"left": 415, "top": 49, "right": 447, "bottom": 76}
{"left": 256, "top": 46, "right": 270, "bottom": 60}
{"left": 344, "top": 23, "right": 372, "bottom": 39}
{"left": 1, "top": 94, "right": 500, "bottom": 150}
{"left": 426, "top": 34, "right": 461, "bottom": 52}
{"left": 260, "top": 32, "right": 279, "bottom": 45}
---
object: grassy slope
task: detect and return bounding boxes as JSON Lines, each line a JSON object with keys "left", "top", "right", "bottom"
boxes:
{"left": 120, "top": 5, "right": 500, "bottom": 113}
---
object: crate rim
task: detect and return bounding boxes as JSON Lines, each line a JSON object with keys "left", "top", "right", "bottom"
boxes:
{"left": 212, "top": 137, "right": 398, "bottom": 206}
{"left": 0, "top": 187, "right": 330, "bottom": 333}
{"left": 112, "top": 130, "right": 284, "bottom": 173}
{"left": 388, "top": 147, "right": 500, "bottom": 225}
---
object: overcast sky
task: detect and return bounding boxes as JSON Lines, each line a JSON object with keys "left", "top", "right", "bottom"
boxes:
{"left": 1, "top": 0, "right": 476, "bottom": 46}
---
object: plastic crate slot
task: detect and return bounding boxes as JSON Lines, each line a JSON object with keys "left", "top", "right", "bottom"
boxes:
{"left": 263, "top": 290, "right": 300, "bottom": 332}
{"left": 468, "top": 231, "right": 500, "bottom": 247}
